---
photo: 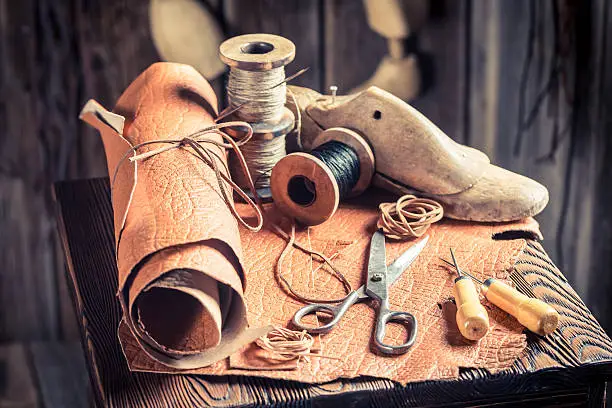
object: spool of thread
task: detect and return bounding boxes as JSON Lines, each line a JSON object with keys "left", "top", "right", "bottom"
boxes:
{"left": 219, "top": 34, "right": 296, "bottom": 200}
{"left": 271, "top": 127, "right": 375, "bottom": 225}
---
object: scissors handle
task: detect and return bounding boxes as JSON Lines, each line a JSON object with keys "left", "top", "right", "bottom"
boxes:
{"left": 292, "top": 291, "right": 362, "bottom": 334}
{"left": 373, "top": 306, "right": 418, "bottom": 355}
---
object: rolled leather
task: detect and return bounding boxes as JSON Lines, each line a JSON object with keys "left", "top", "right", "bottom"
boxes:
{"left": 80, "top": 62, "right": 269, "bottom": 369}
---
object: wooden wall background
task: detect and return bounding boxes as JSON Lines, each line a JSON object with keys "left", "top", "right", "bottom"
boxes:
{"left": 0, "top": 0, "right": 610, "bottom": 346}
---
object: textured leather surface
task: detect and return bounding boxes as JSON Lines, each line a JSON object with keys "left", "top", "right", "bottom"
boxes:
{"left": 88, "top": 62, "right": 540, "bottom": 383}
{"left": 122, "top": 190, "right": 540, "bottom": 384}
{"left": 82, "top": 62, "right": 269, "bottom": 370}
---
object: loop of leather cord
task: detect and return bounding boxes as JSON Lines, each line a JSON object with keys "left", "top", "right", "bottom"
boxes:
{"left": 111, "top": 121, "right": 264, "bottom": 254}
{"left": 255, "top": 326, "right": 343, "bottom": 362}
{"left": 378, "top": 194, "right": 444, "bottom": 239}
{"left": 273, "top": 223, "right": 353, "bottom": 304}
{"left": 256, "top": 326, "right": 314, "bottom": 361}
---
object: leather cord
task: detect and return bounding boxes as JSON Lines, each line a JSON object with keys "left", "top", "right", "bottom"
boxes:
{"left": 256, "top": 326, "right": 314, "bottom": 361}
{"left": 112, "top": 121, "right": 264, "bottom": 255}
{"left": 378, "top": 194, "right": 444, "bottom": 239}
{"left": 255, "top": 326, "right": 342, "bottom": 362}
{"left": 273, "top": 223, "right": 354, "bottom": 304}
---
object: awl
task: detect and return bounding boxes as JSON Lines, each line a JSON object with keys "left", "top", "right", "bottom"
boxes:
{"left": 441, "top": 258, "right": 559, "bottom": 336}
{"left": 448, "top": 249, "right": 489, "bottom": 340}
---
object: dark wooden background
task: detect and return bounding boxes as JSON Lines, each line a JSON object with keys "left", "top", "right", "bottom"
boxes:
{"left": 0, "top": 0, "right": 611, "bottom": 393}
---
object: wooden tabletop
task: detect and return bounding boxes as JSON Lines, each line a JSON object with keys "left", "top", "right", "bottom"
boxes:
{"left": 54, "top": 178, "right": 612, "bottom": 407}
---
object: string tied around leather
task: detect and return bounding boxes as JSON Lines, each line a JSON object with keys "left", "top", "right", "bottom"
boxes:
{"left": 112, "top": 120, "right": 264, "bottom": 253}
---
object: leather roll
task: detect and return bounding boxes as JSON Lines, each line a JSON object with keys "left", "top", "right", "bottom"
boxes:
{"left": 80, "top": 62, "right": 269, "bottom": 369}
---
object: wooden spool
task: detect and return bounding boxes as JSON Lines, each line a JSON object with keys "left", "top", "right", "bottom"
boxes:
{"left": 220, "top": 34, "right": 297, "bottom": 201}
{"left": 270, "top": 127, "right": 375, "bottom": 226}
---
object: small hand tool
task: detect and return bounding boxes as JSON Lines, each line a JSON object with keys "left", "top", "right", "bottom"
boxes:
{"left": 441, "top": 258, "right": 560, "bottom": 336}
{"left": 448, "top": 249, "right": 490, "bottom": 340}
{"left": 292, "top": 231, "right": 427, "bottom": 355}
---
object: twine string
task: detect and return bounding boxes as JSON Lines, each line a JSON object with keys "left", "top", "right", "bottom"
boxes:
{"left": 111, "top": 121, "right": 264, "bottom": 253}
{"left": 255, "top": 327, "right": 314, "bottom": 361}
{"left": 255, "top": 326, "right": 342, "bottom": 361}
{"left": 273, "top": 222, "right": 353, "bottom": 304}
{"left": 227, "top": 66, "right": 288, "bottom": 190}
{"left": 378, "top": 194, "right": 444, "bottom": 239}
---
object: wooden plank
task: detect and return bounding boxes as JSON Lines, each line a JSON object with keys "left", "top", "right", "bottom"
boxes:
{"left": 223, "top": 0, "right": 322, "bottom": 91}
{"left": 0, "top": 0, "right": 63, "bottom": 341}
{"left": 323, "top": 0, "right": 467, "bottom": 142}
{"left": 0, "top": 344, "right": 38, "bottom": 408}
{"left": 589, "top": 0, "right": 612, "bottom": 333}
{"left": 52, "top": 177, "right": 612, "bottom": 407}
{"left": 323, "top": 0, "right": 386, "bottom": 92}
{"left": 467, "top": 0, "right": 611, "bottom": 333}
{"left": 469, "top": 0, "right": 568, "bottom": 231}
{"left": 0, "top": 0, "right": 162, "bottom": 342}
{"left": 410, "top": 0, "right": 468, "bottom": 143}
{"left": 28, "top": 342, "right": 89, "bottom": 408}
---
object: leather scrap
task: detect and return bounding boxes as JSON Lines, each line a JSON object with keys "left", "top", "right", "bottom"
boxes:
{"left": 121, "top": 191, "right": 538, "bottom": 384}
{"left": 81, "top": 62, "right": 269, "bottom": 370}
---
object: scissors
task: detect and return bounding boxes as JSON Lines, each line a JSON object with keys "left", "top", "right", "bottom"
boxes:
{"left": 292, "top": 230, "right": 428, "bottom": 355}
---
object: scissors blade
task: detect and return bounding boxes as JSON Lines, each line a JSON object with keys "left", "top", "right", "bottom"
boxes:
{"left": 365, "top": 230, "right": 388, "bottom": 299}
{"left": 386, "top": 235, "right": 429, "bottom": 285}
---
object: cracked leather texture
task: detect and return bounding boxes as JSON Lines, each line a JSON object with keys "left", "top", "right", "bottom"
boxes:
{"left": 97, "top": 62, "right": 540, "bottom": 383}
{"left": 122, "top": 191, "right": 540, "bottom": 384}
{"left": 83, "top": 62, "right": 269, "bottom": 370}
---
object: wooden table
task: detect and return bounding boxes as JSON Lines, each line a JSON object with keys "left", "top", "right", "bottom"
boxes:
{"left": 54, "top": 178, "right": 612, "bottom": 407}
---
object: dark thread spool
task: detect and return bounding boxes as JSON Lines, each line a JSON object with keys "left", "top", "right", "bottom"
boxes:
{"left": 310, "top": 141, "right": 361, "bottom": 199}
{"left": 270, "top": 127, "right": 375, "bottom": 226}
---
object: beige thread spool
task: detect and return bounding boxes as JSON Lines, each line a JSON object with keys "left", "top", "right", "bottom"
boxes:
{"left": 220, "top": 34, "right": 296, "bottom": 200}
{"left": 271, "top": 127, "right": 375, "bottom": 226}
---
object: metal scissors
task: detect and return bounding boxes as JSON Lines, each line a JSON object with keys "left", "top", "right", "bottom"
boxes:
{"left": 292, "top": 230, "right": 428, "bottom": 355}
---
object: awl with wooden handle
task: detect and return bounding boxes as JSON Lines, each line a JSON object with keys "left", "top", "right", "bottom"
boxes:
{"left": 449, "top": 249, "right": 490, "bottom": 340}
{"left": 441, "top": 258, "right": 560, "bottom": 336}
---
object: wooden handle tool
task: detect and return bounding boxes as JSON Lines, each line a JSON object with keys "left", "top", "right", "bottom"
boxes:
{"left": 450, "top": 249, "right": 490, "bottom": 340}
{"left": 442, "top": 259, "right": 559, "bottom": 336}
{"left": 480, "top": 278, "right": 559, "bottom": 336}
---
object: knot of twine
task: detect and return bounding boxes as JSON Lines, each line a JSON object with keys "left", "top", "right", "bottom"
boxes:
{"left": 378, "top": 194, "right": 444, "bottom": 239}
{"left": 256, "top": 326, "right": 341, "bottom": 361}
{"left": 112, "top": 119, "right": 264, "bottom": 250}
{"left": 256, "top": 326, "right": 315, "bottom": 361}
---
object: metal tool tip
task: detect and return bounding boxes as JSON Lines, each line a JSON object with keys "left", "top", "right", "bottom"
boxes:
{"left": 449, "top": 248, "right": 461, "bottom": 277}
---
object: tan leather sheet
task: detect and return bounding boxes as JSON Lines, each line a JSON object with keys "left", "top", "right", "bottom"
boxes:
{"left": 121, "top": 193, "right": 540, "bottom": 384}
{"left": 81, "top": 62, "right": 269, "bottom": 370}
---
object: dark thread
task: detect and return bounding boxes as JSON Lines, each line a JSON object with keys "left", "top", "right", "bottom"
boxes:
{"left": 310, "top": 141, "right": 360, "bottom": 199}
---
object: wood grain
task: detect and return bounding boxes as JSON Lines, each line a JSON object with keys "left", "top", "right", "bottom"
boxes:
{"left": 467, "top": 0, "right": 611, "bottom": 335}
{"left": 0, "top": 0, "right": 160, "bottom": 342}
{"left": 323, "top": 0, "right": 467, "bottom": 143}
{"left": 28, "top": 342, "right": 90, "bottom": 408}
{"left": 223, "top": 0, "right": 322, "bottom": 91}
{"left": 323, "top": 0, "right": 386, "bottom": 92}
{"left": 0, "top": 344, "right": 38, "bottom": 408}
{"left": 590, "top": 0, "right": 612, "bottom": 339}
{"left": 53, "top": 177, "right": 612, "bottom": 407}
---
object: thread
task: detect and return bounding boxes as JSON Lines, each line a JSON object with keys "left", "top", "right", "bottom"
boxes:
{"left": 377, "top": 194, "right": 443, "bottom": 240}
{"left": 270, "top": 128, "right": 375, "bottom": 226}
{"left": 310, "top": 141, "right": 361, "bottom": 199}
{"left": 230, "top": 135, "right": 287, "bottom": 189}
{"left": 226, "top": 66, "right": 289, "bottom": 193}
{"left": 227, "top": 67, "right": 287, "bottom": 123}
